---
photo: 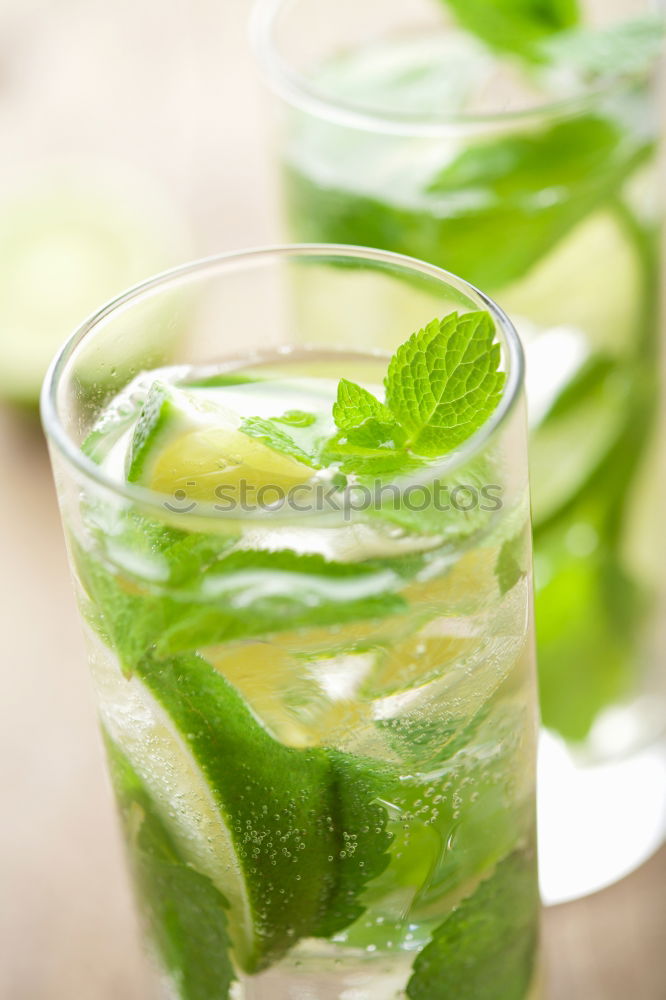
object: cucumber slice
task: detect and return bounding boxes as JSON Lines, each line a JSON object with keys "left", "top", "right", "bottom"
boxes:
{"left": 0, "top": 169, "right": 188, "bottom": 406}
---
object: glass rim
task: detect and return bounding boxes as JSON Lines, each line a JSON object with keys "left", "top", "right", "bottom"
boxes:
{"left": 40, "top": 243, "right": 525, "bottom": 517}
{"left": 250, "top": 0, "right": 651, "bottom": 136}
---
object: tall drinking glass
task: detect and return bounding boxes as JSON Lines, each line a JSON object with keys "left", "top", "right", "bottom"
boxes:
{"left": 253, "top": 0, "right": 666, "bottom": 902}
{"left": 42, "top": 246, "right": 539, "bottom": 1000}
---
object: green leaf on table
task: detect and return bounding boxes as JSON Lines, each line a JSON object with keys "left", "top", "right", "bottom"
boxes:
{"left": 438, "top": 0, "right": 580, "bottom": 59}
{"left": 104, "top": 733, "right": 236, "bottom": 1000}
{"left": 406, "top": 849, "right": 539, "bottom": 1000}
{"left": 385, "top": 313, "right": 505, "bottom": 457}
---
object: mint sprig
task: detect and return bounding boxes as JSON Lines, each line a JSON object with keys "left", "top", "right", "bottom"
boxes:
{"left": 326, "top": 312, "right": 505, "bottom": 478}
{"left": 385, "top": 313, "right": 505, "bottom": 456}
{"left": 238, "top": 312, "right": 504, "bottom": 482}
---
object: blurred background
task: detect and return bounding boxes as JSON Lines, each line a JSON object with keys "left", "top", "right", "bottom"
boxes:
{"left": 0, "top": 1, "right": 663, "bottom": 998}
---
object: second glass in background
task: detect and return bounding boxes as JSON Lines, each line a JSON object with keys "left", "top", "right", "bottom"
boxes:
{"left": 253, "top": 0, "right": 666, "bottom": 902}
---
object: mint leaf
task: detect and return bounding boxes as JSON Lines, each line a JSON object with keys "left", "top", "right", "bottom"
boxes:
{"left": 323, "top": 313, "right": 505, "bottom": 480}
{"left": 312, "top": 750, "right": 394, "bottom": 938}
{"left": 406, "top": 850, "right": 539, "bottom": 1000}
{"left": 285, "top": 107, "right": 651, "bottom": 291}
{"left": 321, "top": 438, "right": 421, "bottom": 477}
{"left": 496, "top": 528, "right": 530, "bottom": 595}
{"left": 104, "top": 733, "right": 236, "bottom": 1000}
{"left": 428, "top": 115, "right": 636, "bottom": 201}
{"left": 542, "top": 14, "right": 665, "bottom": 79}
{"left": 322, "top": 378, "right": 410, "bottom": 475}
{"left": 385, "top": 313, "right": 505, "bottom": 457}
{"left": 536, "top": 515, "right": 646, "bottom": 742}
{"left": 75, "top": 537, "right": 410, "bottom": 669}
{"left": 241, "top": 414, "right": 321, "bottom": 467}
{"left": 333, "top": 379, "right": 396, "bottom": 432}
{"left": 439, "top": 0, "right": 580, "bottom": 59}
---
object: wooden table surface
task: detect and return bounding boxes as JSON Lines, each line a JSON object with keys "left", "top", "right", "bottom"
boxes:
{"left": 1, "top": 1, "right": 665, "bottom": 997}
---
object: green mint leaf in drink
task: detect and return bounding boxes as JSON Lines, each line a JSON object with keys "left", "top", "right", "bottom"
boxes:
{"left": 428, "top": 116, "right": 637, "bottom": 200}
{"left": 155, "top": 549, "right": 410, "bottom": 655}
{"left": 438, "top": 0, "right": 580, "bottom": 59}
{"left": 406, "top": 850, "right": 539, "bottom": 1000}
{"left": 496, "top": 528, "right": 530, "bottom": 596}
{"left": 541, "top": 14, "right": 665, "bottom": 80}
{"left": 285, "top": 107, "right": 652, "bottom": 293}
{"left": 312, "top": 750, "right": 394, "bottom": 938}
{"left": 423, "top": 116, "right": 653, "bottom": 291}
{"left": 105, "top": 734, "right": 237, "bottom": 1000}
{"left": 274, "top": 409, "right": 318, "bottom": 427}
{"left": 384, "top": 313, "right": 505, "bottom": 458}
{"left": 240, "top": 414, "right": 322, "bottom": 467}
{"left": 75, "top": 537, "right": 410, "bottom": 668}
{"left": 324, "top": 312, "right": 505, "bottom": 477}
{"left": 333, "top": 378, "right": 398, "bottom": 435}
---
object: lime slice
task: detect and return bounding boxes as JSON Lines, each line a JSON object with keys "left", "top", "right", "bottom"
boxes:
{"left": 529, "top": 355, "right": 632, "bottom": 527}
{"left": 0, "top": 168, "right": 188, "bottom": 406}
{"left": 500, "top": 210, "right": 641, "bottom": 356}
{"left": 127, "top": 381, "right": 314, "bottom": 501}
{"left": 90, "top": 633, "right": 337, "bottom": 972}
{"left": 104, "top": 733, "right": 236, "bottom": 1000}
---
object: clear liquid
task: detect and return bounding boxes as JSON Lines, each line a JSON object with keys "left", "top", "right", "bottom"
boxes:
{"left": 76, "top": 362, "right": 539, "bottom": 998}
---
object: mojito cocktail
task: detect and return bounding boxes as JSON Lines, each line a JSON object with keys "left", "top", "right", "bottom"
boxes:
{"left": 254, "top": 0, "right": 666, "bottom": 899}
{"left": 43, "top": 248, "right": 539, "bottom": 1000}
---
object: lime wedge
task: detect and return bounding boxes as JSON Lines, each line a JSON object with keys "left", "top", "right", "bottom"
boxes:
{"left": 90, "top": 634, "right": 337, "bottom": 972}
{"left": 127, "top": 381, "right": 314, "bottom": 501}
{"left": 500, "top": 211, "right": 641, "bottom": 355}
